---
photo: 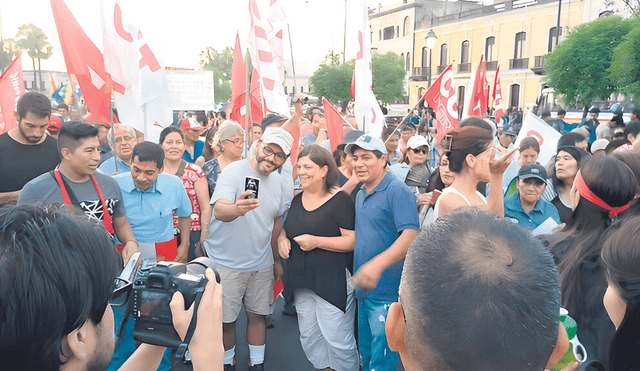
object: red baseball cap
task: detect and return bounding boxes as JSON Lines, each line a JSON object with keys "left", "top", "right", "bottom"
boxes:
{"left": 180, "top": 117, "right": 204, "bottom": 131}
{"left": 48, "top": 114, "right": 63, "bottom": 132}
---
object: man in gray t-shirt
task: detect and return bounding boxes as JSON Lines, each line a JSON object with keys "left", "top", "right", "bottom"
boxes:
{"left": 17, "top": 122, "right": 139, "bottom": 265}
{"left": 204, "top": 127, "right": 293, "bottom": 371}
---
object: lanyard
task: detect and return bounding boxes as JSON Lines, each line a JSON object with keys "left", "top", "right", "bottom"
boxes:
{"left": 54, "top": 165, "right": 115, "bottom": 234}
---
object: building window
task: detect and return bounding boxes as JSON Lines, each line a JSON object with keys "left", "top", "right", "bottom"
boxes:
{"left": 379, "top": 30, "right": 382, "bottom": 41}
{"left": 548, "top": 27, "right": 562, "bottom": 52}
{"left": 403, "top": 16, "right": 410, "bottom": 36}
{"left": 460, "top": 40, "right": 470, "bottom": 64}
{"left": 510, "top": 84, "right": 520, "bottom": 109}
{"left": 514, "top": 32, "right": 526, "bottom": 59}
{"left": 439, "top": 44, "right": 448, "bottom": 66}
{"left": 383, "top": 26, "right": 394, "bottom": 40}
{"left": 396, "top": 26, "right": 400, "bottom": 38}
{"left": 422, "top": 47, "right": 428, "bottom": 67}
{"left": 485, "top": 37, "right": 495, "bottom": 61}
{"left": 406, "top": 53, "right": 411, "bottom": 71}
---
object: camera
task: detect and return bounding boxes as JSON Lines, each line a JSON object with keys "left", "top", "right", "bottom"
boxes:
{"left": 131, "top": 257, "right": 220, "bottom": 348}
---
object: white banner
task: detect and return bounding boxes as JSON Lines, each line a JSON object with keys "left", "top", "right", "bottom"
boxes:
{"left": 514, "top": 110, "right": 562, "bottom": 166}
{"left": 166, "top": 70, "right": 216, "bottom": 111}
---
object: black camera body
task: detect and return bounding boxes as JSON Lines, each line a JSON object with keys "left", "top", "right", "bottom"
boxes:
{"left": 132, "top": 258, "right": 219, "bottom": 348}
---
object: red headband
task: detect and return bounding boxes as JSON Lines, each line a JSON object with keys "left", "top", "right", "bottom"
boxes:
{"left": 574, "top": 170, "right": 630, "bottom": 218}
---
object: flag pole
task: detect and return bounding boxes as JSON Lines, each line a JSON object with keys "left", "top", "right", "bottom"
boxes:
{"left": 244, "top": 51, "right": 252, "bottom": 158}
{"left": 383, "top": 97, "right": 424, "bottom": 144}
{"left": 70, "top": 76, "right": 84, "bottom": 123}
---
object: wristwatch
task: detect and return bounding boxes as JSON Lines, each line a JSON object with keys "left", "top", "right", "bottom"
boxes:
{"left": 291, "top": 96, "right": 301, "bottom": 104}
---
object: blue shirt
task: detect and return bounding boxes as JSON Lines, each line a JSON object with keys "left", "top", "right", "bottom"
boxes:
{"left": 504, "top": 191, "right": 561, "bottom": 230}
{"left": 98, "top": 155, "right": 131, "bottom": 176}
{"left": 114, "top": 172, "right": 192, "bottom": 243}
{"left": 354, "top": 171, "right": 419, "bottom": 302}
{"left": 182, "top": 140, "right": 205, "bottom": 163}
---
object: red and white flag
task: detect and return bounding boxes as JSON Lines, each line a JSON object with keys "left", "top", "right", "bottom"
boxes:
{"left": 229, "top": 33, "right": 248, "bottom": 126}
{"left": 0, "top": 53, "right": 24, "bottom": 134}
{"left": 247, "top": 0, "right": 289, "bottom": 117}
{"left": 463, "top": 55, "right": 488, "bottom": 119}
{"left": 422, "top": 65, "right": 458, "bottom": 142}
{"left": 101, "top": 0, "right": 172, "bottom": 142}
{"left": 322, "top": 97, "right": 345, "bottom": 153}
{"left": 249, "top": 70, "right": 265, "bottom": 125}
{"left": 51, "top": 0, "right": 113, "bottom": 125}
{"left": 481, "top": 61, "right": 490, "bottom": 111}
{"left": 493, "top": 66, "right": 505, "bottom": 124}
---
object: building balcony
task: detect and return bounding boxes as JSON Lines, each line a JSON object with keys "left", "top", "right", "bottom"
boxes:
{"left": 411, "top": 67, "right": 431, "bottom": 82}
{"left": 509, "top": 58, "right": 529, "bottom": 69}
{"left": 437, "top": 65, "right": 448, "bottom": 74}
{"left": 486, "top": 61, "right": 498, "bottom": 71}
{"left": 458, "top": 63, "right": 471, "bottom": 73}
{"left": 532, "top": 56, "right": 545, "bottom": 75}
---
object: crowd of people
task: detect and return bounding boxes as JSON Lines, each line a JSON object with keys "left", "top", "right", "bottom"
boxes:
{"left": 2, "top": 90, "right": 640, "bottom": 371}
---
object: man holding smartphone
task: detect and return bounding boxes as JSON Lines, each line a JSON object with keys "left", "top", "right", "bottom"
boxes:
{"left": 203, "top": 127, "right": 294, "bottom": 371}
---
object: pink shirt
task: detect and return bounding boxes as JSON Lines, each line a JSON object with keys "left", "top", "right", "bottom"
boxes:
{"left": 173, "top": 163, "right": 206, "bottom": 231}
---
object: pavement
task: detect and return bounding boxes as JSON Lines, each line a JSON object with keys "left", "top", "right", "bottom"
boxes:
{"left": 231, "top": 296, "right": 405, "bottom": 371}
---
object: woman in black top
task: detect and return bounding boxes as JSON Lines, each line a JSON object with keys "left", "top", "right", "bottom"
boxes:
{"left": 277, "top": 145, "right": 359, "bottom": 371}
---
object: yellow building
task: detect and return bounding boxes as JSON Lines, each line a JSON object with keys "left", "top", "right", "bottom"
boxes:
{"left": 368, "top": 0, "right": 633, "bottom": 115}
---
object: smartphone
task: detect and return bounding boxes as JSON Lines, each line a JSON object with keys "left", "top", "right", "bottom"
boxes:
{"left": 431, "top": 189, "right": 442, "bottom": 205}
{"left": 245, "top": 176, "right": 260, "bottom": 199}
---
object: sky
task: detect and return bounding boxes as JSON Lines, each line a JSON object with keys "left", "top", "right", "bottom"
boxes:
{"left": 1, "top": 0, "right": 399, "bottom": 75}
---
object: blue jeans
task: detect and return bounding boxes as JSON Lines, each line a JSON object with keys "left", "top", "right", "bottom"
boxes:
{"left": 358, "top": 298, "right": 398, "bottom": 371}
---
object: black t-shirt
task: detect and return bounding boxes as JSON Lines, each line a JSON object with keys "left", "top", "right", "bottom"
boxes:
{"left": 0, "top": 133, "right": 61, "bottom": 193}
{"left": 552, "top": 195, "right": 573, "bottom": 224}
{"left": 283, "top": 191, "right": 355, "bottom": 312}
{"left": 337, "top": 171, "right": 362, "bottom": 202}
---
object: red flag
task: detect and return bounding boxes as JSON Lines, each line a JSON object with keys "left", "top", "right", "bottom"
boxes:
{"left": 422, "top": 65, "right": 458, "bottom": 142}
{"left": 290, "top": 123, "right": 300, "bottom": 167}
{"left": 493, "top": 66, "right": 505, "bottom": 124}
{"left": 465, "top": 55, "right": 487, "bottom": 119}
{"left": 229, "top": 33, "right": 247, "bottom": 125}
{"left": 250, "top": 70, "right": 264, "bottom": 124}
{"left": 322, "top": 97, "right": 344, "bottom": 153}
{"left": 0, "top": 53, "right": 25, "bottom": 134}
{"left": 51, "top": 0, "right": 112, "bottom": 125}
{"left": 482, "top": 61, "right": 490, "bottom": 112}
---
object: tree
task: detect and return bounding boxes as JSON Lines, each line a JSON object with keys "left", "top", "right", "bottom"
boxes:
{"left": 0, "top": 39, "right": 20, "bottom": 73}
{"left": 309, "top": 60, "right": 354, "bottom": 103}
{"left": 14, "top": 24, "right": 53, "bottom": 91}
{"left": 372, "top": 52, "right": 406, "bottom": 104}
{"left": 609, "top": 17, "right": 640, "bottom": 101}
{"left": 199, "top": 46, "right": 233, "bottom": 102}
{"left": 544, "top": 16, "right": 633, "bottom": 108}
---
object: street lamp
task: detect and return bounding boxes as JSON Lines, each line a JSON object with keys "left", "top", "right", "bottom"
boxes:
{"left": 425, "top": 29, "right": 437, "bottom": 87}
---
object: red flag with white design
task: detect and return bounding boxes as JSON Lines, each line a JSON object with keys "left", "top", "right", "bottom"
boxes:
{"left": 101, "top": 0, "right": 172, "bottom": 142}
{"left": 247, "top": 0, "right": 289, "bottom": 117}
{"left": 250, "top": 69, "right": 265, "bottom": 125}
{"left": 51, "top": 0, "right": 112, "bottom": 125}
{"left": 482, "top": 61, "right": 490, "bottom": 112}
{"left": 322, "top": 97, "right": 345, "bottom": 153}
{"left": 0, "top": 53, "right": 24, "bottom": 134}
{"left": 422, "top": 65, "right": 458, "bottom": 142}
{"left": 289, "top": 122, "right": 300, "bottom": 167}
{"left": 493, "top": 66, "right": 505, "bottom": 124}
{"left": 463, "top": 55, "right": 487, "bottom": 119}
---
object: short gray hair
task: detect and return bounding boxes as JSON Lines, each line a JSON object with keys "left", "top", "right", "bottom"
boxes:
{"left": 107, "top": 124, "right": 137, "bottom": 144}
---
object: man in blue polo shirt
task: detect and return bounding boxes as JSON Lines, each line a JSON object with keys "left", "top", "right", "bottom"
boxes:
{"left": 109, "top": 141, "right": 192, "bottom": 371}
{"left": 346, "top": 134, "right": 420, "bottom": 371}
{"left": 504, "top": 163, "right": 560, "bottom": 230}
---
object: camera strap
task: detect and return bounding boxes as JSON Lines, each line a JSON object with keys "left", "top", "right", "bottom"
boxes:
{"left": 175, "top": 290, "right": 204, "bottom": 360}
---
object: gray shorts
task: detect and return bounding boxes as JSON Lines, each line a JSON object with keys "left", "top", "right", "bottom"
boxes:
{"left": 218, "top": 265, "right": 274, "bottom": 323}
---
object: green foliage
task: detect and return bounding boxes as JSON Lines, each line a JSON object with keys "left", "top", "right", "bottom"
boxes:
{"left": 372, "top": 52, "right": 406, "bottom": 104}
{"left": 609, "top": 17, "right": 640, "bottom": 100}
{"left": 199, "top": 46, "right": 233, "bottom": 102}
{"left": 323, "top": 50, "right": 343, "bottom": 66}
{"left": 15, "top": 24, "right": 53, "bottom": 63}
{"left": 0, "top": 39, "right": 20, "bottom": 73}
{"left": 544, "top": 16, "right": 632, "bottom": 107}
{"left": 309, "top": 60, "right": 355, "bottom": 103}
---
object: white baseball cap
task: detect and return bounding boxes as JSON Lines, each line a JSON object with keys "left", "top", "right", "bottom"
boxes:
{"left": 406, "top": 135, "right": 430, "bottom": 150}
{"left": 345, "top": 134, "right": 388, "bottom": 155}
{"left": 261, "top": 127, "right": 294, "bottom": 155}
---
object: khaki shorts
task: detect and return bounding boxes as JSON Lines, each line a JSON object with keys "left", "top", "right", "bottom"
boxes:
{"left": 218, "top": 266, "right": 274, "bottom": 323}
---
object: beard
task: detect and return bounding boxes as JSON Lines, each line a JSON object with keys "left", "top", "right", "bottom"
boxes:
{"left": 18, "top": 124, "right": 43, "bottom": 144}
{"left": 256, "top": 156, "right": 280, "bottom": 175}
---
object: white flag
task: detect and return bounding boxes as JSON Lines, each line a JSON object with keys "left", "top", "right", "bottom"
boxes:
{"left": 101, "top": 0, "right": 172, "bottom": 142}
{"left": 514, "top": 110, "right": 562, "bottom": 166}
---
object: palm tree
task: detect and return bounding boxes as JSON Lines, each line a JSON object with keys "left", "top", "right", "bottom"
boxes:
{"left": 0, "top": 38, "right": 20, "bottom": 73}
{"left": 14, "top": 24, "right": 53, "bottom": 91}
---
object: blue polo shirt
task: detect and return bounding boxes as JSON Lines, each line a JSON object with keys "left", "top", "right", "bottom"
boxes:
{"left": 98, "top": 155, "right": 131, "bottom": 176}
{"left": 354, "top": 171, "right": 419, "bottom": 302}
{"left": 504, "top": 191, "right": 561, "bottom": 230}
{"left": 114, "top": 172, "right": 192, "bottom": 243}
{"left": 182, "top": 140, "right": 205, "bottom": 163}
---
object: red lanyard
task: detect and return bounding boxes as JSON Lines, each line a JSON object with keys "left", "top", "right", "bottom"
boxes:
{"left": 54, "top": 165, "right": 114, "bottom": 234}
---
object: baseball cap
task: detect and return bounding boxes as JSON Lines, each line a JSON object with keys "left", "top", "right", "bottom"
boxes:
{"left": 406, "top": 135, "right": 430, "bottom": 149}
{"left": 591, "top": 139, "right": 610, "bottom": 154}
{"left": 518, "top": 163, "right": 547, "bottom": 182}
{"left": 180, "top": 117, "right": 204, "bottom": 131}
{"left": 261, "top": 127, "right": 294, "bottom": 155}
{"left": 501, "top": 125, "right": 518, "bottom": 136}
{"left": 261, "top": 113, "right": 288, "bottom": 129}
{"left": 345, "top": 134, "right": 388, "bottom": 155}
{"left": 47, "top": 114, "right": 63, "bottom": 132}
{"left": 342, "top": 130, "right": 365, "bottom": 144}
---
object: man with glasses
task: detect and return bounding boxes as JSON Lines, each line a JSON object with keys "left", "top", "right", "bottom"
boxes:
{"left": 204, "top": 127, "right": 294, "bottom": 371}
{"left": 99, "top": 124, "right": 139, "bottom": 176}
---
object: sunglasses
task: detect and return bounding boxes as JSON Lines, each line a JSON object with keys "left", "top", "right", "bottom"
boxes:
{"left": 411, "top": 148, "right": 427, "bottom": 155}
{"left": 109, "top": 277, "right": 133, "bottom": 306}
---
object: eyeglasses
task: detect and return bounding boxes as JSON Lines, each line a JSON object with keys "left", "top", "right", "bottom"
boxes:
{"left": 114, "top": 136, "right": 135, "bottom": 145}
{"left": 109, "top": 277, "right": 133, "bottom": 306}
{"left": 225, "top": 138, "right": 244, "bottom": 147}
{"left": 259, "top": 142, "right": 288, "bottom": 162}
{"left": 411, "top": 148, "right": 427, "bottom": 155}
